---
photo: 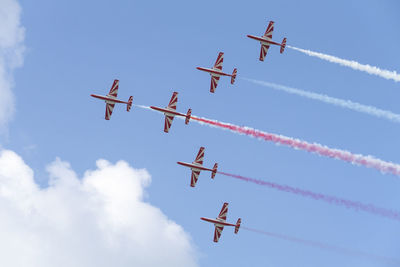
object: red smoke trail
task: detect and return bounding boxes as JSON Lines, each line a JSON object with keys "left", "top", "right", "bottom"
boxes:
{"left": 242, "top": 226, "right": 400, "bottom": 265}
{"left": 218, "top": 171, "right": 400, "bottom": 222}
{"left": 191, "top": 116, "right": 400, "bottom": 176}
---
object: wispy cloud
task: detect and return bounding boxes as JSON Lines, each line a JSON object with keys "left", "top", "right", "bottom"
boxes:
{"left": 288, "top": 46, "right": 400, "bottom": 82}
{"left": 0, "top": 0, "right": 25, "bottom": 130}
{"left": 244, "top": 78, "right": 400, "bottom": 123}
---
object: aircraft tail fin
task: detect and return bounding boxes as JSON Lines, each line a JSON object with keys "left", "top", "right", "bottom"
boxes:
{"left": 185, "top": 108, "right": 192, "bottom": 125}
{"left": 127, "top": 96, "right": 133, "bottom": 111}
{"left": 211, "top": 163, "right": 218, "bottom": 179}
{"left": 234, "top": 218, "right": 241, "bottom": 234}
{"left": 280, "top": 38, "right": 287, "bottom": 54}
{"left": 231, "top": 68, "right": 237, "bottom": 84}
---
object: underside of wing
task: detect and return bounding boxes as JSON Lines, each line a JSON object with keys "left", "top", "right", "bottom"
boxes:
{"left": 210, "top": 75, "right": 220, "bottom": 93}
{"left": 164, "top": 115, "right": 174, "bottom": 133}
{"left": 263, "top": 21, "right": 274, "bottom": 40}
{"left": 218, "top": 202, "right": 228, "bottom": 221}
{"left": 213, "top": 52, "right": 224, "bottom": 71}
{"left": 167, "top": 92, "right": 178, "bottom": 110}
{"left": 194, "top": 147, "right": 205, "bottom": 165}
{"left": 259, "top": 44, "right": 270, "bottom": 61}
{"left": 213, "top": 225, "right": 224, "bottom": 242}
{"left": 108, "top": 79, "right": 119, "bottom": 98}
{"left": 190, "top": 170, "right": 201, "bottom": 187}
{"left": 105, "top": 103, "right": 115, "bottom": 120}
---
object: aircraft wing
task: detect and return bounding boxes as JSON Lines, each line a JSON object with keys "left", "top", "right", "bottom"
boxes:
{"left": 190, "top": 170, "right": 201, "bottom": 187}
{"left": 193, "top": 147, "right": 205, "bottom": 165}
{"left": 105, "top": 103, "right": 115, "bottom": 120}
{"left": 212, "top": 52, "right": 224, "bottom": 71}
{"left": 210, "top": 75, "right": 220, "bottom": 93}
{"left": 217, "top": 202, "right": 228, "bottom": 221}
{"left": 167, "top": 92, "right": 178, "bottom": 110}
{"left": 213, "top": 225, "right": 224, "bottom": 242}
{"left": 259, "top": 44, "right": 270, "bottom": 61}
{"left": 263, "top": 21, "right": 274, "bottom": 40}
{"left": 107, "top": 79, "right": 119, "bottom": 98}
{"left": 164, "top": 115, "right": 174, "bottom": 133}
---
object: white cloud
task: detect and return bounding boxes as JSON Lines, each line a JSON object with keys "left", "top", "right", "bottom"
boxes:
{"left": 0, "top": 0, "right": 25, "bottom": 129}
{"left": 0, "top": 150, "right": 198, "bottom": 267}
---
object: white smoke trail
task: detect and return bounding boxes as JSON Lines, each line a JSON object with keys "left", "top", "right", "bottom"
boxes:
{"left": 243, "top": 78, "right": 400, "bottom": 123}
{"left": 288, "top": 45, "right": 400, "bottom": 82}
{"left": 133, "top": 104, "right": 151, "bottom": 110}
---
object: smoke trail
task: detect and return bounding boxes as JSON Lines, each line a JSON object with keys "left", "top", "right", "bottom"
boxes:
{"left": 189, "top": 116, "right": 400, "bottom": 176}
{"left": 243, "top": 78, "right": 400, "bottom": 123}
{"left": 288, "top": 45, "right": 400, "bottom": 82}
{"left": 242, "top": 226, "right": 400, "bottom": 265}
{"left": 218, "top": 171, "right": 400, "bottom": 222}
{"left": 133, "top": 104, "right": 400, "bottom": 176}
{"left": 133, "top": 104, "right": 151, "bottom": 110}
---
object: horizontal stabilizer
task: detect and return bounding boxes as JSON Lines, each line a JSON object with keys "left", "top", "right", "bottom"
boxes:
{"left": 280, "top": 38, "right": 287, "bottom": 54}
{"left": 211, "top": 163, "right": 218, "bottom": 179}
{"left": 231, "top": 68, "right": 237, "bottom": 84}
{"left": 185, "top": 108, "right": 192, "bottom": 124}
{"left": 235, "top": 218, "right": 241, "bottom": 234}
{"left": 127, "top": 96, "right": 133, "bottom": 111}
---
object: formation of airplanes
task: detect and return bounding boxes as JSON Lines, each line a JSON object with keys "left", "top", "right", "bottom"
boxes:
{"left": 91, "top": 21, "right": 285, "bottom": 243}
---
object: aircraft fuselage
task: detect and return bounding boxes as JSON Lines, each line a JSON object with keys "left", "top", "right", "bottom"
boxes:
{"left": 247, "top": 35, "right": 281, "bottom": 46}
{"left": 177, "top": 161, "right": 213, "bottom": 172}
{"left": 150, "top": 106, "right": 186, "bottom": 117}
{"left": 200, "top": 217, "right": 235, "bottom": 227}
{"left": 196, "top": 67, "right": 231, "bottom": 77}
{"left": 91, "top": 94, "right": 129, "bottom": 104}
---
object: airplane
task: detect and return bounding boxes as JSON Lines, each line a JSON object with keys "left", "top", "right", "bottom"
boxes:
{"left": 247, "top": 21, "right": 287, "bottom": 61}
{"left": 201, "top": 202, "right": 242, "bottom": 243}
{"left": 196, "top": 52, "right": 237, "bottom": 93}
{"left": 177, "top": 147, "right": 218, "bottom": 187}
{"left": 91, "top": 79, "right": 133, "bottom": 120}
{"left": 150, "top": 92, "right": 192, "bottom": 133}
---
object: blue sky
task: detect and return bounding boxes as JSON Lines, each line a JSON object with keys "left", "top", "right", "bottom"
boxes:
{"left": 3, "top": 0, "right": 400, "bottom": 266}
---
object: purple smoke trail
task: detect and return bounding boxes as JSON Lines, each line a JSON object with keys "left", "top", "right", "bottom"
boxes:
{"left": 218, "top": 171, "right": 400, "bottom": 222}
{"left": 242, "top": 226, "right": 400, "bottom": 265}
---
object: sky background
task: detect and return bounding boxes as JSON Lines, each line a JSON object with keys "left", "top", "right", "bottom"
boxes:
{"left": 2, "top": 0, "right": 400, "bottom": 266}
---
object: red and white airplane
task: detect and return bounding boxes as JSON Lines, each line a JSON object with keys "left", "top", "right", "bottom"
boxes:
{"left": 247, "top": 21, "right": 287, "bottom": 61}
{"left": 150, "top": 92, "right": 192, "bottom": 133}
{"left": 197, "top": 52, "right": 237, "bottom": 93}
{"left": 201, "top": 202, "right": 241, "bottom": 243}
{"left": 91, "top": 79, "right": 133, "bottom": 120}
{"left": 177, "top": 147, "right": 218, "bottom": 187}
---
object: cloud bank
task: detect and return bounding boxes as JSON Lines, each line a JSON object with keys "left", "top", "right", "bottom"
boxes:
{"left": 0, "top": 0, "right": 25, "bottom": 129}
{"left": 0, "top": 150, "right": 198, "bottom": 267}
